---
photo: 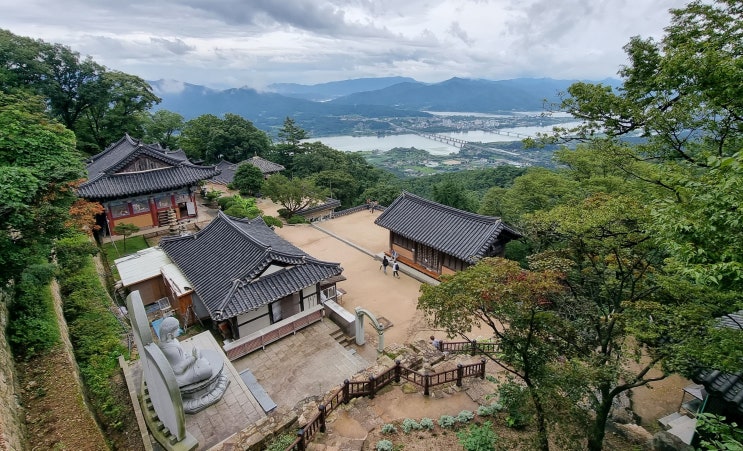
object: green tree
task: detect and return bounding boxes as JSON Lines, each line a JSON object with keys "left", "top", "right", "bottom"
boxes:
{"left": 479, "top": 167, "right": 579, "bottom": 222}
{"left": 113, "top": 223, "right": 139, "bottom": 251}
{"left": 432, "top": 179, "right": 478, "bottom": 212}
{"left": 277, "top": 116, "right": 308, "bottom": 148}
{"left": 310, "top": 170, "right": 358, "bottom": 208}
{"left": 523, "top": 193, "right": 719, "bottom": 451}
{"left": 0, "top": 91, "right": 83, "bottom": 286}
{"left": 418, "top": 258, "right": 567, "bottom": 451}
{"left": 231, "top": 162, "right": 264, "bottom": 196}
{"left": 553, "top": 0, "right": 743, "bottom": 293}
{"left": 75, "top": 70, "right": 160, "bottom": 153}
{"left": 180, "top": 113, "right": 272, "bottom": 163}
{"left": 0, "top": 30, "right": 159, "bottom": 153}
{"left": 203, "top": 188, "right": 223, "bottom": 207}
{"left": 141, "top": 109, "right": 184, "bottom": 149}
{"left": 262, "top": 174, "right": 329, "bottom": 214}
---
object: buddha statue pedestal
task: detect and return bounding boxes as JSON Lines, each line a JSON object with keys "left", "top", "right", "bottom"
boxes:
{"left": 179, "top": 349, "right": 230, "bottom": 414}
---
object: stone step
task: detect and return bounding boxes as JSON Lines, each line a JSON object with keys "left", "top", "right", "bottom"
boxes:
{"left": 667, "top": 415, "right": 697, "bottom": 444}
{"left": 658, "top": 411, "right": 683, "bottom": 429}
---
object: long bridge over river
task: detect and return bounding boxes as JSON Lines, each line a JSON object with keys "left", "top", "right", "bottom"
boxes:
{"left": 412, "top": 131, "right": 535, "bottom": 162}
{"left": 416, "top": 129, "right": 532, "bottom": 148}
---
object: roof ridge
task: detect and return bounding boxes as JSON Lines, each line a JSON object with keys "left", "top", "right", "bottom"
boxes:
{"left": 218, "top": 212, "right": 275, "bottom": 251}
{"left": 400, "top": 191, "right": 502, "bottom": 223}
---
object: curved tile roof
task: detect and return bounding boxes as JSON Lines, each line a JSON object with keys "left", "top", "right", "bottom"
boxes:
{"left": 159, "top": 212, "right": 342, "bottom": 321}
{"left": 79, "top": 134, "right": 219, "bottom": 200}
{"left": 374, "top": 191, "right": 521, "bottom": 263}
{"left": 210, "top": 156, "right": 285, "bottom": 185}
{"left": 695, "top": 310, "right": 743, "bottom": 415}
{"left": 211, "top": 160, "right": 238, "bottom": 185}
{"left": 246, "top": 155, "right": 285, "bottom": 174}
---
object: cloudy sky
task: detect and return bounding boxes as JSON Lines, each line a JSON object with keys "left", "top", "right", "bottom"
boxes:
{"left": 1, "top": 0, "right": 689, "bottom": 90}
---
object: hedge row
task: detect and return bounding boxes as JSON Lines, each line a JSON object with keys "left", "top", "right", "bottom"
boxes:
{"left": 56, "top": 235, "right": 128, "bottom": 431}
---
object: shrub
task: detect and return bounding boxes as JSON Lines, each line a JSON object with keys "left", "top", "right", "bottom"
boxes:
{"left": 457, "top": 421, "right": 498, "bottom": 451}
{"left": 438, "top": 415, "right": 457, "bottom": 429}
{"left": 8, "top": 263, "right": 61, "bottom": 357}
{"left": 277, "top": 208, "right": 292, "bottom": 219}
{"left": 287, "top": 215, "right": 307, "bottom": 224}
{"left": 56, "top": 236, "right": 128, "bottom": 433}
{"left": 477, "top": 402, "right": 503, "bottom": 417}
{"left": 420, "top": 417, "right": 435, "bottom": 431}
{"left": 265, "top": 433, "right": 296, "bottom": 451}
{"left": 217, "top": 196, "right": 234, "bottom": 210}
{"left": 401, "top": 418, "right": 421, "bottom": 433}
{"left": 457, "top": 410, "right": 475, "bottom": 423}
{"left": 262, "top": 215, "right": 283, "bottom": 228}
{"left": 376, "top": 439, "right": 394, "bottom": 451}
{"left": 381, "top": 423, "right": 397, "bottom": 434}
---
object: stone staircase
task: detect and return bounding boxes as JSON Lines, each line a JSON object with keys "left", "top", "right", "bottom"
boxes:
{"left": 329, "top": 326, "right": 355, "bottom": 349}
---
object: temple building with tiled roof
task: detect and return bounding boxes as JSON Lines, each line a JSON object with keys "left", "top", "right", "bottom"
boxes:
{"left": 209, "top": 156, "right": 285, "bottom": 186}
{"left": 374, "top": 191, "right": 521, "bottom": 279}
{"left": 78, "top": 134, "right": 219, "bottom": 233}
{"left": 159, "top": 212, "right": 344, "bottom": 344}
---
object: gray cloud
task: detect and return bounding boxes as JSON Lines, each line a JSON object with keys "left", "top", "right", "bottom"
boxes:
{"left": 0, "top": 0, "right": 690, "bottom": 88}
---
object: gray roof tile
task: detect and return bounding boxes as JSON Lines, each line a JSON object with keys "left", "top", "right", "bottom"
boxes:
{"left": 374, "top": 191, "right": 521, "bottom": 263}
{"left": 695, "top": 310, "right": 743, "bottom": 415}
{"left": 159, "top": 212, "right": 342, "bottom": 321}
{"left": 79, "top": 134, "right": 219, "bottom": 200}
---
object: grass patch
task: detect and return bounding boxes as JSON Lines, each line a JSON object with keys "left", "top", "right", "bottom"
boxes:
{"left": 101, "top": 235, "right": 150, "bottom": 279}
{"left": 101, "top": 235, "right": 150, "bottom": 260}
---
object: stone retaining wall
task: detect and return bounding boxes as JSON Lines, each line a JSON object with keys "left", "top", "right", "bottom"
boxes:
{"left": 0, "top": 291, "right": 26, "bottom": 451}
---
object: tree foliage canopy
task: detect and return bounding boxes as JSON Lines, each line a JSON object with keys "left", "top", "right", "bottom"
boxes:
{"left": 262, "top": 174, "right": 329, "bottom": 214}
{"left": 0, "top": 91, "right": 84, "bottom": 285}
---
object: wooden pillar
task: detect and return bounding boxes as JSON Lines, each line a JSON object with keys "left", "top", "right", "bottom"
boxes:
{"left": 318, "top": 405, "right": 326, "bottom": 433}
{"left": 342, "top": 379, "right": 350, "bottom": 404}
{"left": 368, "top": 376, "right": 376, "bottom": 399}
{"left": 394, "top": 360, "right": 401, "bottom": 383}
{"left": 456, "top": 364, "right": 464, "bottom": 387}
{"left": 297, "top": 429, "right": 305, "bottom": 451}
{"left": 480, "top": 358, "right": 486, "bottom": 379}
{"left": 471, "top": 339, "right": 477, "bottom": 356}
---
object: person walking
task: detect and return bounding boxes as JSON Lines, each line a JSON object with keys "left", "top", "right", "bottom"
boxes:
{"left": 392, "top": 261, "right": 400, "bottom": 278}
{"left": 380, "top": 255, "right": 389, "bottom": 274}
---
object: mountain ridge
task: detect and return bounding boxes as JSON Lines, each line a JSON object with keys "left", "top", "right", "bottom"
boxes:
{"left": 149, "top": 76, "right": 620, "bottom": 133}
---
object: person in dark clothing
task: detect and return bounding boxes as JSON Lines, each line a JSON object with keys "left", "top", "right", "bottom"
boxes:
{"left": 380, "top": 255, "right": 389, "bottom": 274}
{"left": 392, "top": 261, "right": 400, "bottom": 278}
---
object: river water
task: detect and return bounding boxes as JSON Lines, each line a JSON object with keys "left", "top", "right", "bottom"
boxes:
{"left": 307, "top": 121, "right": 581, "bottom": 156}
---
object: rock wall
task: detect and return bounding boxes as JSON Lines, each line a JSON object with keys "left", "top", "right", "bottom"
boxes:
{"left": 0, "top": 291, "right": 27, "bottom": 451}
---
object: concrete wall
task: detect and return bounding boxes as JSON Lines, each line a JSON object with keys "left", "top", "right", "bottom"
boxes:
{"left": 0, "top": 291, "right": 27, "bottom": 451}
{"left": 323, "top": 301, "right": 355, "bottom": 336}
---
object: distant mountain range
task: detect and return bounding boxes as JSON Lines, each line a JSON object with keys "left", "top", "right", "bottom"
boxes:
{"left": 267, "top": 76, "right": 417, "bottom": 101}
{"left": 149, "top": 77, "right": 620, "bottom": 133}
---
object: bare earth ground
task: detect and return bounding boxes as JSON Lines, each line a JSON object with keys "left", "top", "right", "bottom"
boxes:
{"left": 18, "top": 348, "right": 109, "bottom": 451}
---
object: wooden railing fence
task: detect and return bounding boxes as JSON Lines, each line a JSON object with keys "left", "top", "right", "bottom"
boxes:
{"left": 436, "top": 339, "right": 499, "bottom": 356}
{"left": 286, "top": 358, "right": 486, "bottom": 451}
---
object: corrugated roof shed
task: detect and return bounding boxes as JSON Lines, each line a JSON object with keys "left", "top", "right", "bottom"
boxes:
{"left": 114, "top": 247, "right": 173, "bottom": 286}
